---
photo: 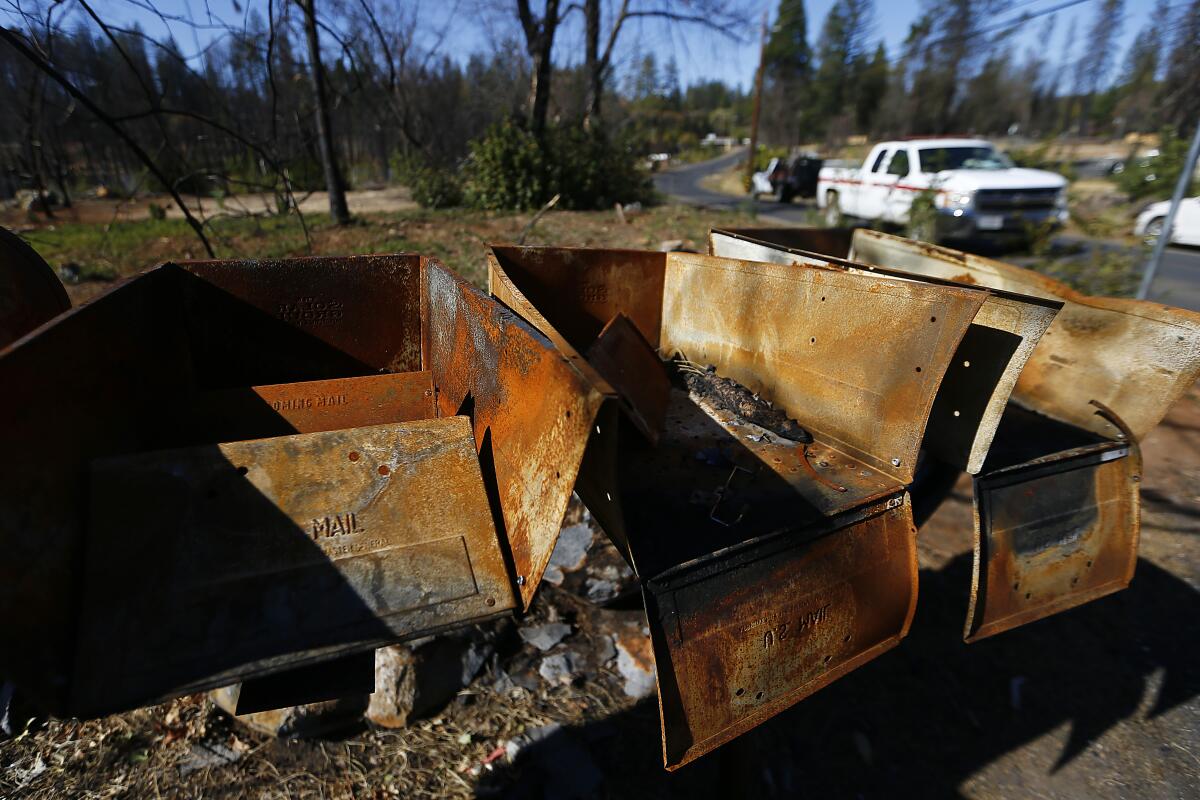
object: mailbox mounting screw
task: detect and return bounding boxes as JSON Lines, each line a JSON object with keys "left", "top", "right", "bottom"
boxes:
{"left": 891, "top": 457, "right": 901, "bottom": 467}
{"left": 516, "top": 575, "right": 526, "bottom": 586}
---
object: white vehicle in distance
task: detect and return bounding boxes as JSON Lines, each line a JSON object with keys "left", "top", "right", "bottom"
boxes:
{"left": 817, "top": 138, "right": 1069, "bottom": 243}
{"left": 1134, "top": 196, "right": 1200, "bottom": 246}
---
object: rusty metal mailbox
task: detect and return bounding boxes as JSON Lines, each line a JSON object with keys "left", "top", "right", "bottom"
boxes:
{"left": 489, "top": 246, "right": 985, "bottom": 768}
{"left": 710, "top": 226, "right": 1200, "bottom": 641}
{"left": 0, "top": 254, "right": 601, "bottom": 717}
{"left": 0, "top": 226, "right": 69, "bottom": 349}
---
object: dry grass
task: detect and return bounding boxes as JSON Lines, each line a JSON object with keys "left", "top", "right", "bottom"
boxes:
{"left": 10, "top": 202, "right": 756, "bottom": 307}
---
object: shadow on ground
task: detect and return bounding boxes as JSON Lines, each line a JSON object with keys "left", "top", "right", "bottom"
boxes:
{"left": 477, "top": 553, "right": 1199, "bottom": 799}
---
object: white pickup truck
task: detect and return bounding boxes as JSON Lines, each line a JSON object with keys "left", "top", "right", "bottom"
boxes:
{"left": 817, "top": 138, "right": 1069, "bottom": 242}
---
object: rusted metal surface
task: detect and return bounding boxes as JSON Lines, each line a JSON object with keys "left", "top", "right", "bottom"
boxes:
{"left": 966, "top": 405, "right": 1140, "bottom": 641}
{"left": 0, "top": 225, "right": 69, "bottom": 348}
{"left": 74, "top": 417, "right": 508, "bottom": 715}
{"left": 661, "top": 252, "right": 985, "bottom": 483}
{"left": 841, "top": 230, "right": 1200, "bottom": 638}
{"left": 488, "top": 246, "right": 980, "bottom": 768}
{"left": 848, "top": 228, "right": 1200, "bottom": 441}
{"left": 184, "top": 371, "right": 436, "bottom": 443}
{"left": 709, "top": 228, "right": 1062, "bottom": 474}
{"left": 647, "top": 493, "right": 916, "bottom": 768}
{"left": 179, "top": 254, "right": 424, "bottom": 388}
{"left": 585, "top": 313, "right": 670, "bottom": 444}
{"left": 489, "top": 245, "right": 666, "bottom": 349}
{"left": 424, "top": 261, "right": 605, "bottom": 609}
{"left": 0, "top": 253, "right": 580, "bottom": 716}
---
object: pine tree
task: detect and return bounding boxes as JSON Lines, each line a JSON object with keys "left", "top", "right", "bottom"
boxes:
{"left": 1073, "top": 0, "right": 1125, "bottom": 134}
{"left": 1161, "top": 0, "right": 1200, "bottom": 130}
{"left": 811, "top": 0, "right": 874, "bottom": 137}
{"left": 762, "top": 0, "right": 812, "bottom": 143}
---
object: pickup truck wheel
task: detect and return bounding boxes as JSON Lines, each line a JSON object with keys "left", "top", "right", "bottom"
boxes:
{"left": 1143, "top": 218, "right": 1165, "bottom": 247}
{"left": 824, "top": 192, "right": 842, "bottom": 227}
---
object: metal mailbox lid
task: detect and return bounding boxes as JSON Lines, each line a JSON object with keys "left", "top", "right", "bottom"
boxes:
{"left": 708, "top": 228, "right": 1062, "bottom": 474}
{"left": 848, "top": 228, "right": 1200, "bottom": 442}
{"left": 72, "top": 416, "right": 513, "bottom": 716}
{"left": 660, "top": 252, "right": 985, "bottom": 484}
{"left": 646, "top": 492, "right": 917, "bottom": 769}
{"left": 0, "top": 226, "right": 69, "bottom": 349}
{"left": 425, "top": 262, "right": 606, "bottom": 609}
{"left": 966, "top": 407, "right": 1141, "bottom": 642}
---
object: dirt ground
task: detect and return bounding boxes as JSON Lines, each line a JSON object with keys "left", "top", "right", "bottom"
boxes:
{"left": 0, "top": 187, "right": 419, "bottom": 229}
{"left": 1, "top": 207, "right": 1197, "bottom": 799}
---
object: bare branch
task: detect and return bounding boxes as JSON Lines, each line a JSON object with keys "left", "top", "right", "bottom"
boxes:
{"left": 0, "top": 26, "right": 216, "bottom": 256}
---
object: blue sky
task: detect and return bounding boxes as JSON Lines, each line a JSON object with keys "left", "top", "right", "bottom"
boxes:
{"left": 40, "top": 0, "right": 1165, "bottom": 92}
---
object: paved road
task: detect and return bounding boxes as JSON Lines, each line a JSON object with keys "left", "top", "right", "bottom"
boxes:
{"left": 655, "top": 150, "right": 1200, "bottom": 311}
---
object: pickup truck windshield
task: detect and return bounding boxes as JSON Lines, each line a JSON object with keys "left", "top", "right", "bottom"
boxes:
{"left": 917, "top": 147, "right": 1014, "bottom": 172}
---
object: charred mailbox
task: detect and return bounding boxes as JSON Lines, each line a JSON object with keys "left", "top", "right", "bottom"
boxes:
{"left": 488, "top": 245, "right": 987, "bottom": 768}
{"left": 709, "top": 227, "right": 1200, "bottom": 641}
{"left": 0, "top": 254, "right": 602, "bottom": 717}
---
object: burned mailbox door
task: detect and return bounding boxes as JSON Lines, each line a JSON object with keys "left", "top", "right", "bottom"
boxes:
{"left": 968, "top": 432, "right": 1139, "bottom": 642}
{"left": 848, "top": 229, "right": 1200, "bottom": 639}
{"left": 708, "top": 228, "right": 1062, "bottom": 475}
{"left": 488, "top": 247, "right": 983, "bottom": 769}
{"left": 74, "top": 416, "right": 509, "bottom": 715}
{"left": 648, "top": 253, "right": 980, "bottom": 767}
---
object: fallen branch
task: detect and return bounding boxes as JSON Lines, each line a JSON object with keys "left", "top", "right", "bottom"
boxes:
{"left": 517, "top": 193, "right": 561, "bottom": 245}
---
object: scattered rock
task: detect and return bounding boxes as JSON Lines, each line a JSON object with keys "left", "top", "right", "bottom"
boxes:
{"left": 178, "top": 737, "right": 250, "bottom": 776}
{"left": 585, "top": 577, "right": 619, "bottom": 604}
{"left": 209, "top": 686, "right": 368, "bottom": 738}
{"left": 593, "top": 634, "right": 617, "bottom": 666}
{"left": 538, "top": 651, "right": 583, "bottom": 686}
{"left": 368, "top": 629, "right": 497, "bottom": 729}
{"left": 0, "top": 681, "right": 14, "bottom": 737}
{"left": 543, "top": 523, "right": 594, "bottom": 585}
{"left": 614, "top": 627, "right": 656, "bottom": 699}
{"left": 519, "top": 622, "right": 573, "bottom": 652}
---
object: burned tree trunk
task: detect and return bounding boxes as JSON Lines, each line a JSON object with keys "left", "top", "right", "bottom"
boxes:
{"left": 583, "top": 0, "right": 601, "bottom": 129}
{"left": 299, "top": 0, "right": 351, "bottom": 225}
{"left": 518, "top": 0, "right": 561, "bottom": 138}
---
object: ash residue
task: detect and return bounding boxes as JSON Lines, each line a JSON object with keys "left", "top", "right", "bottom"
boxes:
{"left": 676, "top": 361, "right": 812, "bottom": 444}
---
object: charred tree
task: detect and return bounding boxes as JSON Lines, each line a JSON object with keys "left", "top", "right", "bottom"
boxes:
{"left": 299, "top": 0, "right": 351, "bottom": 224}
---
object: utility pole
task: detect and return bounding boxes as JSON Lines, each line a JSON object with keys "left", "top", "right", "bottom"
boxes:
{"left": 745, "top": 10, "right": 769, "bottom": 192}
{"left": 1137, "top": 123, "right": 1200, "bottom": 299}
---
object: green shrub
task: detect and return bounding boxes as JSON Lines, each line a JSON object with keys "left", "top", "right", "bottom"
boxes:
{"left": 545, "top": 126, "right": 653, "bottom": 210}
{"left": 462, "top": 120, "right": 652, "bottom": 211}
{"left": 463, "top": 121, "right": 550, "bottom": 211}
{"left": 147, "top": 202, "right": 167, "bottom": 221}
{"left": 409, "top": 166, "right": 463, "bottom": 209}
{"left": 1115, "top": 126, "right": 1198, "bottom": 201}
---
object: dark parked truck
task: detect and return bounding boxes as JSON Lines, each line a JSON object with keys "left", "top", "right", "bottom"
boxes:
{"left": 752, "top": 152, "right": 824, "bottom": 202}
{"left": 817, "top": 138, "right": 1068, "bottom": 243}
